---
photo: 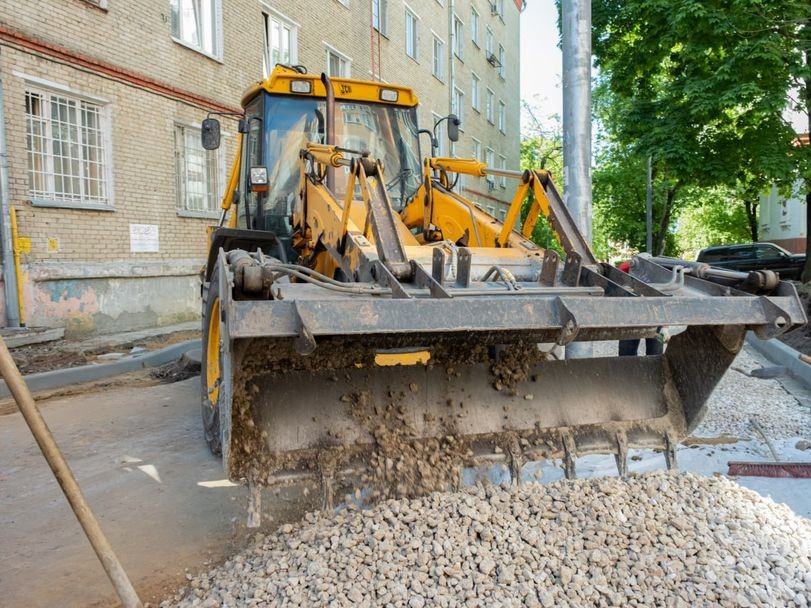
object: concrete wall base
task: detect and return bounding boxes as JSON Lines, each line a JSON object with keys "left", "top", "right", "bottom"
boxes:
{"left": 745, "top": 332, "right": 811, "bottom": 391}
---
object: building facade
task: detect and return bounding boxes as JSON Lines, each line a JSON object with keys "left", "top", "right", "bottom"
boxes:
{"left": 0, "top": 0, "right": 522, "bottom": 335}
{"left": 759, "top": 183, "right": 806, "bottom": 254}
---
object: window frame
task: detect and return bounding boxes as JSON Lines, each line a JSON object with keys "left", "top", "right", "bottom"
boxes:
{"left": 169, "top": 0, "right": 223, "bottom": 61}
{"left": 453, "top": 86, "right": 465, "bottom": 126}
{"left": 404, "top": 7, "right": 419, "bottom": 60}
{"left": 470, "top": 7, "right": 479, "bottom": 47}
{"left": 372, "top": 0, "right": 389, "bottom": 37}
{"left": 432, "top": 33, "right": 445, "bottom": 81}
{"left": 262, "top": 7, "right": 299, "bottom": 78}
{"left": 498, "top": 99, "right": 506, "bottom": 133}
{"left": 498, "top": 43, "right": 505, "bottom": 79}
{"left": 173, "top": 121, "right": 225, "bottom": 219}
{"left": 485, "top": 88, "right": 495, "bottom": 124}
{"left": 471, "top": 72, "right": 480, "bottom": 112}
{"left": 471, "top": 138, "right": 482, "bottom": 163}
{"left": 431, "top": 111, "right": 446, "bottom": 156}
{"left": 485, "top": 26, "right": 494, "bottom": 56}
{"left": 23, "top": 81, "right": 115, "bottom": 211}
{"left": 453, "top": 14, "right": 464, "bottom": 60}
{"left": 325, "top": 43, "right": 352, "bottom": 77}
{"left": 498, "top": 154, "right": 507, "bottom": 187}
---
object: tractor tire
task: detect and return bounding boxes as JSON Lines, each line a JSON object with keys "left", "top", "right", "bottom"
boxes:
{"left": 201, "top": 266, "right": 223, "bottom": 456}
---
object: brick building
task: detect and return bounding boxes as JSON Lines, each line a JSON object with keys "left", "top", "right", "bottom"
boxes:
{"left": 0, "top": 0, "right": 522, "bottom": 335}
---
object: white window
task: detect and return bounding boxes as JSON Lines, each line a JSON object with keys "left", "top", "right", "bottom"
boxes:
{"left": 326, "top": 46, "right": 351, "bottom": 77}
{"left": 498, "top": 44, "right": 505, "bottom": 78}
{"left": 170, "top": 0, "right": 221, "bottom": 59}
{"left": 486, "top": 205, "right": 495, "bottom": 215}
{"left": 432, "top": 35, "right": 444, "bottom": 80}
{"left": 453, "top": 87, "right": 464, "bottom": 124}
{"left": 174, "top": 123, "right": 221, "bottom": 215}
{"left": 485, "top": 147, "right": 495, "bottom": 167}
{"left": 453, "top": 14, "right": 464, "bottom": 59}
{"left": 486, "top": 88, "right": 494, "bottom": 123}
{"left": 85, "top": 0, "right": 108, "bottom": 7}
{"left": 372, "top": 0, "right": 388, "bottom": 36}
{"left": 25, "top": 88, "right": 111, "bottom": 208}
{"left": 472, "top": 138, "right": 481, "bottom": 163}
{"left": 485, "top": 26, "right": 493, "bottom": 56}
{"left": 432, "top": 112, "right": 446, "bottom": 156}
{"left": 498, "top": 208, "right": 507, "bottom": 221}
{"left": 498, "top": 100, "right": 505, "bottom": 132}
{"left": 263, "top": 10, "right": 298, "bottom": 77}
{"left": 405, "top": 8, "right": 418, "bottom": 59}
{"left": 498, "top": 154, "right": 507, "bottom": 187}
{"left": 471, "top": 73, "right": 480, "bottom": 111}
{"left": 470, "top": 7, "right": 479, "bottom": 46}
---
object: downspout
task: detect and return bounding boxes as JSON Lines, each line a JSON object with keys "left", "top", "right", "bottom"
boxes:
{"left": 448, "top": 0, "right": 456, "bottom": 129}
{"left": 0, "top": 78, "right": 21, "bottom": 328}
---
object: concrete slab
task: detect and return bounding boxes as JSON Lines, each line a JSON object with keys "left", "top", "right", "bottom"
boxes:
{"left": 746, "top": 331, "right": 811, "bottom": 391}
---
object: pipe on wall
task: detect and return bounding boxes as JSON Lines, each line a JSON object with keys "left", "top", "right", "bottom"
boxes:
{"left": 0, "top": 77, "right": 21, "bottom": 328}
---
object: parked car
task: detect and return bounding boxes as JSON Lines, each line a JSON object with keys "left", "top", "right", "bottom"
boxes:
{"left": 696, "top": 242, "right": 805, "bottom": 280}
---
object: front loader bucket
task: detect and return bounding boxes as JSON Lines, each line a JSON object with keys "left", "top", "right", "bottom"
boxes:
{"left": 212, "top": 252, "right": 805, "bottom": 504}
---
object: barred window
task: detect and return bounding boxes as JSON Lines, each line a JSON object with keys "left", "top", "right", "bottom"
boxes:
{"left": 174, "top": 124, "right": 220, "bottom": 214}
{"left": 25, "top": 89, "right": 110, "bottom": 207}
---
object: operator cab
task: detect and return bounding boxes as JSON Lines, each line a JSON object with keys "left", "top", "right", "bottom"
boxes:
{"left": 203, "top": 65, "right": 424, "bottom": 260}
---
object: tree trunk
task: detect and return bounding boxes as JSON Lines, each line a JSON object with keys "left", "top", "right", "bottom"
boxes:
{"left": 743, "top": 199, "right": 759, "bottom": 242}
{"left": 803, "top": 190, "right": 811, "bottom": 283}
{"left": 654, "top": 187, "right": 677, "bottom": 255}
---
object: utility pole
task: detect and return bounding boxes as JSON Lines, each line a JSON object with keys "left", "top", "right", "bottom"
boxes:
{"left": 646, "top": 155, "right": 653, "bottom": 253}
{"left": 562, "top": 0, "right": 592, "bottom": 358}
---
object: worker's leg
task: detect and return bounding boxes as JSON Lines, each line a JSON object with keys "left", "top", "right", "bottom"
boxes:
{"left": 618, "top": 339, "right": 640, "bottom": 356}
{"left": 644, "top": 337, "right": 663, "bottom": 356}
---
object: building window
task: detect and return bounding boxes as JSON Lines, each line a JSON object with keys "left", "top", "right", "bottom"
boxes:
{"left": 453, "top": 87, "right": 464, "bottom": 124}
{"left": 498, "top": 100, "right": 505, "bottom": 132}
{"left": 485, "top": 26, "right": 493, "bottom": 56}
{"left": 498, "top": 208, "right": 507, "bottom": 222}
{"left": 432, "top": 112, "right": 446, "bottom": 156}
{"left": 494, "top": 0, "right": 505, "bottom": 18}
{"left": 405, "top": 8, "right": 418, "bottom": 60}
{"left": 372, "top": 0, "right": 388, "bottom": 36}
{"left": 486, "top": 88, "right": 494, "bottom": 123}
{"left": 471, "top": 73, "right": 480, "bottom": 112}
{"left": 453, "top": 14, "right": 464, "bottom": 59}
{"left": 170, "top": 0, "right": 221, "bottom": 59}
{"left": 25, "top": 89, "right": 111, "bottom": 208}
{"left": 84, "top": 0, "right": 109, "bottom": 7}
{"left": 326, "top": 46, "right": 351, "bottom": 77}
{"left": 263, "top": 10, "right": 298, "bottom": 77}
{"left": 498, "top": 44, "right": 505, "bottom": 78}
{"left": 498, "top": 154, "right": 507, "bottom": 187}
{"left": 174, "top": 123, "right": 220, "bottom": 215}
{"left": 470, "top": 7, "right": 479, "bottom": 47}
{"left": 432, "top": 35, "right": 444, "bottom": 80}
{"left": 485, "top": 148, "right": 495, "bottom": 190}
{"left": 472, "top": 138, "right": 481, "bottom": 163}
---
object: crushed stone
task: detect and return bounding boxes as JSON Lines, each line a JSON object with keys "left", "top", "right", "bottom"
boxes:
{"left": 162, "top": 472, "right": 811, "bottom": 608}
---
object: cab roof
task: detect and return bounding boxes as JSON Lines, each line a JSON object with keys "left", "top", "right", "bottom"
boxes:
{"left": 240, "top": 65, "right": 419, "bottom": 109}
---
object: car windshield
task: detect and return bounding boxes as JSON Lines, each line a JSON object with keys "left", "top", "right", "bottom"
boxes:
{"left": 261, "top": 94, "right": 422, "bottom": 217}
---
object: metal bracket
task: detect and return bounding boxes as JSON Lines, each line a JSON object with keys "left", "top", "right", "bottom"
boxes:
{"left": 539, "top": 250, "right": 559, "bottom": 286}
{"left": 554, "top": 297, "right": 579, "bottom": 346}
{"left": 754, "top": 296, "right": 791, "bottom": 340}
{"left": 412, "top": 261, "right": 452, "bottom": 299}
{"left": 432, "top": 248, "right": 446, "bottom": 284}
{"left": 293, "top": 301, "right": 317, "bottom": 355}
{"left": 456, "top": 247, "right": 472, "bottom": 288}
{"left": 561, "top": 252, "right": 582, "bottom": 286}
{"left": 373, "top": 261, "right": 412, "bottom": 299}
{"left": 580, "top": 266, "right": 636, "bottom": 297}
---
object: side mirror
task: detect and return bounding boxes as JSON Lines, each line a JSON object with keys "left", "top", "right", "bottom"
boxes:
{"left": 201, "top": 118, "right": 221, "bottom": 150}
{"left": 447, "top": 114, "right": 460, "bottom": 142}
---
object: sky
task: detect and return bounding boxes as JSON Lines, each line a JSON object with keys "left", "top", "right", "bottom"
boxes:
{"left": 519, "top": 0, "right": 563, "bottom": 130}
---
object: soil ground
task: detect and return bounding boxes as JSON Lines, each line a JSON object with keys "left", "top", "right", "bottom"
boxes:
{"left": 9, "top": 329, "right": 200, "bottom": 376}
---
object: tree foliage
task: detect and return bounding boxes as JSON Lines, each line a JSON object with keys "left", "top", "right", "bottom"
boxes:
{"left": 591, "top": 0, "right": 811, "bottom": 262}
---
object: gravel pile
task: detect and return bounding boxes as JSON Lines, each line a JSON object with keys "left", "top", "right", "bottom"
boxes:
{"left": 163, "top": 472, "right": 811, "bottom": 607}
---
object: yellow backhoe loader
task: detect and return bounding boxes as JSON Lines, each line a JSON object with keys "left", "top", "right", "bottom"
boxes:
{"left": 199, "top": 65, "right": 805, "bottom": 508}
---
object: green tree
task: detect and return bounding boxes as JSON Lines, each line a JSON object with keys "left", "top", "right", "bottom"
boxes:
{"left": 592, "top": 0, "right": 809, "bottom": 263}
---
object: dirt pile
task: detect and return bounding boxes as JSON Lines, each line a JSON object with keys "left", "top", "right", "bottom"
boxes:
{"left": 162, "top": 472, "right": 811, "bottom": 607}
